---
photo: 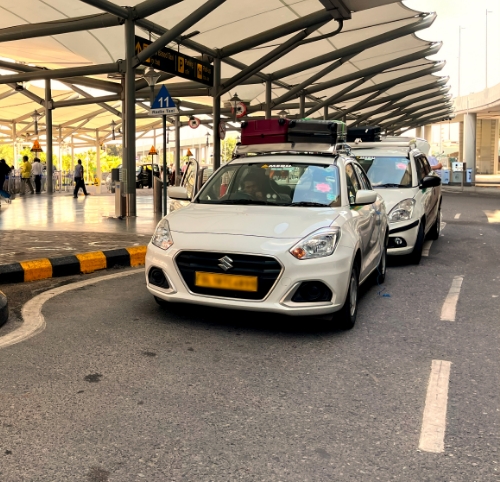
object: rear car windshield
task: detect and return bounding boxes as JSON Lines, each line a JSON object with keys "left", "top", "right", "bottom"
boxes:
{"left": 355, "top": 156, "right": 412, "bottom": 188}
{"left": 196, "top": 161, "right": 341, "bottom": 207}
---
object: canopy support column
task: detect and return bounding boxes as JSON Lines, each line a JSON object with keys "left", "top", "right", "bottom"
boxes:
{"left": 265, "top": 81, "right": 272, "bottom": 119}
{"left": 299, "top": 93, "right": 305, "bottom": 118}
{"left": 213, "top": 58, "right": 221, "bottom": 170}
{"left": 96, "top": 129, "right": 101, "bottom": 194}
{"left": 175, "top": 112, "right": 181, "bottom": 184}
{"left": 124, "top": 15, "right": 137, "bottom": 216}
{"left": 45, "top": 80, "right": 53, "bottom": 194}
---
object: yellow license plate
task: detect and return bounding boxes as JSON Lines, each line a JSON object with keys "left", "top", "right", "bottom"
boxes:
{"left": 195, "top": 272, "right": 258, "bottom": 292}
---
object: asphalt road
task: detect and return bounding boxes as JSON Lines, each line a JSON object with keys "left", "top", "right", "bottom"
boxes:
{"left": 0, "top": 192, "right": 499, "bottom": 482}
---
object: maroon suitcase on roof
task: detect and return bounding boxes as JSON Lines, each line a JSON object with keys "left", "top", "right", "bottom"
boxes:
{"left": 240, "top": 119, "right": 289, "bottom": 145}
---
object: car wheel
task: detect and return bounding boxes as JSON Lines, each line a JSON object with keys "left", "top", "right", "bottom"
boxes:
{"left": 428, "top": 206, "right": 441, "bottom": 241}
{"left": 337, "top": 262, "right": 359, "bottom": 330}
{"left": 154, "top": 296, "right": 168, "bottom": 308}
{"left": 409, "top": 221, "right": 425, "bottom": 264}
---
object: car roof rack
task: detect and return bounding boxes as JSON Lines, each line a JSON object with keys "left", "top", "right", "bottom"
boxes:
{"left": 233, "top": 142, "right": 350, "bottom": 159}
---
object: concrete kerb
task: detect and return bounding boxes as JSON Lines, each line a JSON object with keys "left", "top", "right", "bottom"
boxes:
{"left": 443, "top": 186, "right": 500, "bottom": 197}
{"left": 0, "top": 290, "right": 8, "bottom": 327}
{"left": 0, "top": 246, "right": 147, "bottom": 285}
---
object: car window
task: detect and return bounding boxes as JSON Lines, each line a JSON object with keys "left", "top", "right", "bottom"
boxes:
{"left": 196, "top": 161, "right": 341, "bottom": 207}
{"left": 414, "top": 156, "right": 427, "bottom": 183}
{"left": 353, "top": 164, "right": 372, "bottom": 190}
{"left": 345, "top": 164, "right": 361, "bottom": 204}
{"left": 355, "top": 156, "right": 412, "bottom": 187}
{"left": 183, "top": 162, "right": 197, "bottom": 199}
{"left": 420, "top": 156, "right": 432, "bottom": 176}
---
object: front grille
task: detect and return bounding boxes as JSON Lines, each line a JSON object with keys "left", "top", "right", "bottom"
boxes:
{"left": 175, "top": 251, "right": 282, "bottom": 300}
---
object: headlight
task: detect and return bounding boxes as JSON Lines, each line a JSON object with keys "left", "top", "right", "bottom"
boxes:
{"left": 151, "top": 218, "right": 174, "bottom": 250}
{"left": 388, "top": 199, "right": 415, "bottom": 223}
{"left": 290, "top": 227, "right": 341, "bottom": 260}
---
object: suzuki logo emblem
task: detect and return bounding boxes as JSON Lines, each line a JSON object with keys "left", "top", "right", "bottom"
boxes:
{"left": 218, "top": 256, "right": 233, "bottom": 271}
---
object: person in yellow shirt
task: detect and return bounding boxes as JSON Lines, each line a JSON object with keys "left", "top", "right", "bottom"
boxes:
{"left": 20, "top": 155, "right": 34, "bottom": 195}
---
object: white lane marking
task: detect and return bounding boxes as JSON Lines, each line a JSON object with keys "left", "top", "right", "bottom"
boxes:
{"left": 0, "top": 269, "right": 143, "bottom": 350}
{"left": 484, "top": 210, "right": 500, "bottom": 223}
{"left": 454, "top": 213, "right": 461, "bottom": 220}
{"left": 419, "top": 360, "right": 452, "bottom": 453}
{"left": 422, "top": 240, "right": 433, "bottom": 257}
{"left": 440, "top": 276, "right": 464, "bottom": 322}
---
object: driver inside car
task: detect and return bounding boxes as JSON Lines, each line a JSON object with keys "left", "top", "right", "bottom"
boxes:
{"left": 242, "top": 176, "right": 265, "bottom": 201}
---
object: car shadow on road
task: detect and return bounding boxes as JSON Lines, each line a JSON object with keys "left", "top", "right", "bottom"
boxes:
{"left": 151, "top": 282, "right": 376, "bottom": 339}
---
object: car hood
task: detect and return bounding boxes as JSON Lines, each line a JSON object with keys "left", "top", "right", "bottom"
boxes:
{"left": 166, "top": 203, "right": 339, "bottom": 239}
{"left": 374, "top": 187, "right": 417, "bottom": 213}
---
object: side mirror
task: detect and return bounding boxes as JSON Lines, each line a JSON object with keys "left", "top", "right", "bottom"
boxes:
{"left": 354, "top": 189, "right": 378, "bottom": 205}
{"left": 420, "top": 175, "right": 441, "bottom": 189}
{"left": 168, "top": 186, "right": 190, "bottom": 200}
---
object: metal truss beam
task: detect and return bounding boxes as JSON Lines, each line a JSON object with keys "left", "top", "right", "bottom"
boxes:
{"left": 220, "top": 20, "right": 331, "bottom": 97}
{"left": 305, "top": 76, "right": 374, "bottom": 117}
{"left": 7, "top": 83, "right": 45, "bottom": 107}
{"left": 379, "top": 102, "right": 453, "bottom": 127}
{"left": 135, "top": 0, "right": 226, "bottom": 66}
{"left": 0, "top": 59, "right": 122, "bottom": 95}
{"left": 132, "top": 0, "right": 184, "bottom": 19}
{"left": 0, "top": 13, "right": 123, "bottom": 43}
{"left": 219, "top": 10, "right": 334, "bottom": 58}
{"left": 79, "top": 0, "right": 129, "bottom": 19}
{"left": 60, "top": 82, "right": 121, "bottom": 117}
{"left": 350, "top": 79, "right": 449, "bottom": 113}
{"left": 272, "top": 13, "right": 436, "bottom": 80}
{"left": 383, "top": 107, "right": 452, "bottom": 131}
{"left": 54, "top": 94, "right": 119, "bottom": 109}
{"left": 0, "top": 63, "right": 120, "bottom": 85}
{"left": 326, "top": 62, "right": 445, "bottom": 107}
{"left": 271, "top": 54, "right": 356, "bottom": 108}
{"left": 306, "top": 43, "right": 441, "bottom": 96}
{"left": 348, "top": 99, "right": 395, "bottom": 126}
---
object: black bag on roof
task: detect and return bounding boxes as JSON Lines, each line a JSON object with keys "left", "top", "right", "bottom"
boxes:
{"left": 346, "top": 126, "right": 381, "bottom": 143}
{"left": 287, "top": 119, "right": 346, "bottom": 144}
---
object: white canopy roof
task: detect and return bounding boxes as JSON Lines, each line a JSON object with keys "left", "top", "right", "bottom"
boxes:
{"left": 0, "top": 0, "right": 452, "bottom": 146}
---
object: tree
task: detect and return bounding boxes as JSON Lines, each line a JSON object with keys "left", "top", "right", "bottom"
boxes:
{"left": 221, "top": 137, "right": 238, "bottom": 162}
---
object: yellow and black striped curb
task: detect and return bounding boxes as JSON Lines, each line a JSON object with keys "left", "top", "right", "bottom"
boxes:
{"left": 0, "top": 246, "right": 147, "bottom": 284}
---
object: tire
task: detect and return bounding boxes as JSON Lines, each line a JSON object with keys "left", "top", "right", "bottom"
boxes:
{"left": 337, "top": 262, "right": 359, "bottom": 330}
{"left": 428, "top": 206, "right": 441, "bottom": 241}
{"left": 154, "top": 296, "right": 168, "bottom": 308}
{"left": 409, "top": 221, "right": 425, "bottom": 265}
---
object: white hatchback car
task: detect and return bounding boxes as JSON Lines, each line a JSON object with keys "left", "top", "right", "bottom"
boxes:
{"left": 146, "top": 145, "right": 388, "bottom": 329}
{"left": 350, "top": 139, "right": 442, "bottom": 263}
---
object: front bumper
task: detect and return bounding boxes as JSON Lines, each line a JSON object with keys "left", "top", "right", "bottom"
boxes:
{"left": 145, "top": 235, "right": 354, "bottom": 317}
{"left": 387, "top": 219, "right": 419, "bottom": 255}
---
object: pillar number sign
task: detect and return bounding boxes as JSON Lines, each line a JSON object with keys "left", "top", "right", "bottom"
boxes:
{"left": 150, "top": 85, "right": 178, "bottom": 116}
{"left": 219, "top": 122, "right": 227, "bottom": 140}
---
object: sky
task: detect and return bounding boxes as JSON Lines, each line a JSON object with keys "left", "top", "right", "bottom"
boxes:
{"left": 404, "top": 0, "right": 500, "bottom": 98}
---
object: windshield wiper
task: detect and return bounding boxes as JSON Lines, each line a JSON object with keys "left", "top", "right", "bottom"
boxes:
{"left": 216, "top": 199, "right": 268, "bottom": 205}
{"left": 288, "top": 201, "right": 329, "bottom": 207}
{"left": 374, "top": 183, "right": 409, "bottom": 188}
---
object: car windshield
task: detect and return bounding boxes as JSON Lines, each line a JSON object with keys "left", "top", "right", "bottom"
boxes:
{"left": 196, "top": 161, "right": 341, "bottom": 207}
{"left": 355, "top": 156, "right": 412, "bottom": 187}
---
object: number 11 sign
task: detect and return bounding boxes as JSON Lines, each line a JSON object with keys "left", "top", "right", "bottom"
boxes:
{"left": 150, "top": 85, "right": 179, "bottom": 116}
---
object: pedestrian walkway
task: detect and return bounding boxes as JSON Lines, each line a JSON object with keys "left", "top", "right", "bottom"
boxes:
{"left": 0, "top": 191, "right": 160, "bottom": 265}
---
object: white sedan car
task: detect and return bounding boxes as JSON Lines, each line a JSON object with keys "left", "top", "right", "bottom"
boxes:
{"left": 352, "top": 142, "right": 442, "bottom": 263}
{"left": 146, "top": 151, "right": 388, "bottom": 329}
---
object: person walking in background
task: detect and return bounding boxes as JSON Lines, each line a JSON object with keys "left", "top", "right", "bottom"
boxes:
{"left": 73, "top": 159, "right": 88, "bottom": 198}
{"left": 0, "top": 159, "right": 12, "bottom": 205}
{"left": 20, "top": 155, "right": 34, "bottom": 195}
{"left": 32, "top": 157, "right": 43, "bottom": 194}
